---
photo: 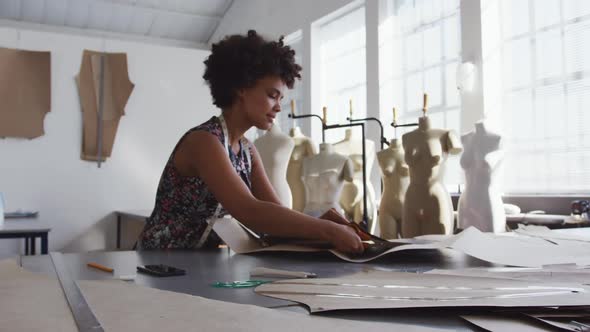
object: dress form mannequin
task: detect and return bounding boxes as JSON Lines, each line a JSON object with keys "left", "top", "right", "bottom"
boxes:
{"left": 402, "top": 116, "right": 463, "bottom": 237}
{"left": 287, "top": 126, "right": 317, "bottom": 211}
{"left": 377, "top": 138, "right": 409, "bottom": 239}
{"left": 301, "top": 143, "right": 353, "bottom": 217}
{"left": 458, "top": 120, "right": 505, "bottom": 233}
{"left": 333, "top": 129, "right": 377, "bottom": 228}
{"left": 254, "top": 123, "right": 295, "bottom": 208}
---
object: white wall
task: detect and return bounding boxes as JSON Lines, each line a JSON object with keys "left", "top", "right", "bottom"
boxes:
{"left": 0, "top": 25, "right": 216, "bottom": 256}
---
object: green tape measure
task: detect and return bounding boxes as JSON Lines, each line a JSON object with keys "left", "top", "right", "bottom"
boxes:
{"left": 211, "top": 280, "right": 271, "bottom": 288}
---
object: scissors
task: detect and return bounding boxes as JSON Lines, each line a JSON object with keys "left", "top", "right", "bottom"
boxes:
{"left": 321, "top": 208, "right": 404, "bottom": 255}
{"left": 211, "top": 280, "right": 271, "bottom": 288}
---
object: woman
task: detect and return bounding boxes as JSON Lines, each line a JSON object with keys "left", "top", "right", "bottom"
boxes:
{"left": 139, "top": 30, "right": 364, "bottom": 253}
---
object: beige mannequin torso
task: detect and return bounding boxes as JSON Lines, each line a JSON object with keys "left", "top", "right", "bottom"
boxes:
{"left": 458, "top": 120, "right": 505, "bottom": 233}
{"left": 402, "top": 116, "right": 463, "bottom": 237}
{"left": 333, "top": 129, "right": 377, "bottom": 229}
{"left": 377, "top": 139, "right": 409, "bottom": 239}
{"left": 254, "top": 124, "right": 295, "bottom": 208}
{"left": 286, "top": 127, "right": 317, "bottom": 211}
{"left": 301, "top": 143, "right": 353, "bottom": 217}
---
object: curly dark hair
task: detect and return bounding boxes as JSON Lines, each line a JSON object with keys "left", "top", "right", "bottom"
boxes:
{"left": 203, "top": 30, "right": 302, "bottom": 108}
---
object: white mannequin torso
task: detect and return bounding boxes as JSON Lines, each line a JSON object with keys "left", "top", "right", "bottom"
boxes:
{"left": 402, "top": 116, "right": 463, "bottom": 237}
{"left": 254, "top": 124, "right": 295, "bottom": 208}
{"left": 301, "top": 143, "right": 353, "bottom": 217}
{"left": 458, "top": 120, "right": 505, "bottom": 233}
{"left": 377, "top": 138, "right": 409, "bottom": 239}
{"left": 287, "top": 127, "right": 317, "bottom": 211}
{"left": 333, "top": 129, "right": 377, "bottom": 229}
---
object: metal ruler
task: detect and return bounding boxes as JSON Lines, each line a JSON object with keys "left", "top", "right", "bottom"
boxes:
{"left": 50, "top": 252, "right": 104, "bottom": 332}
{"left": 96, "top": 54, "right": 105, "bottom": 168}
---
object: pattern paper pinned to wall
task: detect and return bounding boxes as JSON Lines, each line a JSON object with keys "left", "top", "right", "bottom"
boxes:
{"left": 76, "top": 50, "right": 134, "bottom": 165}
{"left": 0, "top": 47, "right": 51, "bottom": 139}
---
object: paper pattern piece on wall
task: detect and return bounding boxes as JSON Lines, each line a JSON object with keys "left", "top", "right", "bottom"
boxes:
{"left": 77, "top": 50, "right": 134, "bottom": 165}
{"left": 0, "top": 47, "right": 51, "bottom": 139}
{"left": 255, "top": 271, "right": 590, "bottom": 313}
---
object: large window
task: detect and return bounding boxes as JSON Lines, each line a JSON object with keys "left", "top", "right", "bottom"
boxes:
{"left": 378, "top": 0, "right": 462, "bottom": 188}
{"left": 317, "top": 5, "right": 367, "bottom": 143}
{"left": 280, "top": 0, "right": 589, "bottom": 197}
{"left": 484, "top": 0, "right": 590, "bottom": 194}
{"left": 278, "top": 31, "right": 304, "bottom": 135}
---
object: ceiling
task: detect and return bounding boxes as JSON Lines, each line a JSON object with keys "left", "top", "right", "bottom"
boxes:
{"left": 0, "top": 0, "right": 234, "bottom": 45}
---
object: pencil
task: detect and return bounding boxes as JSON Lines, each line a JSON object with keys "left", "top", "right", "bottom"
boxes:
{"left": 87, "top": 262, "right": 114, "bottom": 273}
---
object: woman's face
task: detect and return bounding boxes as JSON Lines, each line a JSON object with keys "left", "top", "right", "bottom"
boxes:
{"left": 238, "top": 76, "right": 285, "bottom": 130}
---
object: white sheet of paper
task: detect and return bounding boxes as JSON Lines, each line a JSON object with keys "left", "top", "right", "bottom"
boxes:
{"left": 426, "top": 266, "right": 590, "bottom": 284}
{"left": 0, "top": 260, "right": 78, "bottom": 331}
{"left": 214, "top": 217, "right": 590, "bottom": 267}
{"left": 447, "top": 227, "right": 590, "bottom": 267}
{"left": 212, "top": 217, "right": 445, "bottom": 262}
{"left": 212, "top": 217, "right": 322, "bottom": 253}
{"left": 0, "top": 259, "right": 449, "bottom": 332}
{"left": 79, "top": 279, "right": 452, "bottom": 332}
{"left": 255, "top": 271, "right": 590, "bottom": 313}
{"left": 0, "top": 259, "right": 42, "bottom": 280}
{"left": 528, "top": 315, "right": 586, "bottom": 331}
{"left": 460, "top": 314, "right": 556, "bottom": 332}
{"left": 514, "top": 224, "right": 590, "bottom": 243}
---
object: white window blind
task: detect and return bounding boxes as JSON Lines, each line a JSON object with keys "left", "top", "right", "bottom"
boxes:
{"left": 486, "top": 0, "right": 590, "bottom": 194}
{"left": 317, "top": 5, "right": 367, "bottom": 143}
{"left": 378, "top": 0, "right": 463, "bottom": 190}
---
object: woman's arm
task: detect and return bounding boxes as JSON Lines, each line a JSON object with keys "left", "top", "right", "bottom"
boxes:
{"left": 176, "top": 131, "right": 364, "bottom": 253}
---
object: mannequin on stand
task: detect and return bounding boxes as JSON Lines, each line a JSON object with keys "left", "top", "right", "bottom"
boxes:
{"left": 254, "top": 121, "right": 295, "bottom": 208}
{"left": 457, "top": 119, "right": 505, "bottom": 233}
{"left": 402, "top": 94, "right": 463, "bottom": 237}
{"left": 286, "top": 101, "right": 317, "bottom": 211}
{"left": 377, "top": 136, "right": 409, "bottom": 239}
{"left": 333, "top": 101, "right": 377, "bottom": 229}
{"left": 302, "top": 143, "right": 353, "bottom": 217}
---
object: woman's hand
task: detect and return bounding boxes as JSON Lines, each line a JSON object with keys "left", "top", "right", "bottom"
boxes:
{"left": 319, "top": 209, "right": 369, "bottom": 253}
{"left": 319, "top": 208, "right": 351, "bottom": 225}
{"left": 326, "top": 223, "right": 365, "bottom": 254}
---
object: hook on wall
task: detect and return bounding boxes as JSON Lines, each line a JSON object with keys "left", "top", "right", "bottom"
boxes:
{"left": 15, "top": 29, "right": 21, "bottom": 49}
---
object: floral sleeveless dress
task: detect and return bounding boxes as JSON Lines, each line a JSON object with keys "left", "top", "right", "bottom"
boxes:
{"left": 139, "top": 116, "right": 252, "bottom": 249}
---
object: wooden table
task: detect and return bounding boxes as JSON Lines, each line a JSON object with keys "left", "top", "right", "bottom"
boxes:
{"left": 115, "top": 210, "right": 150, "bottom": 249}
